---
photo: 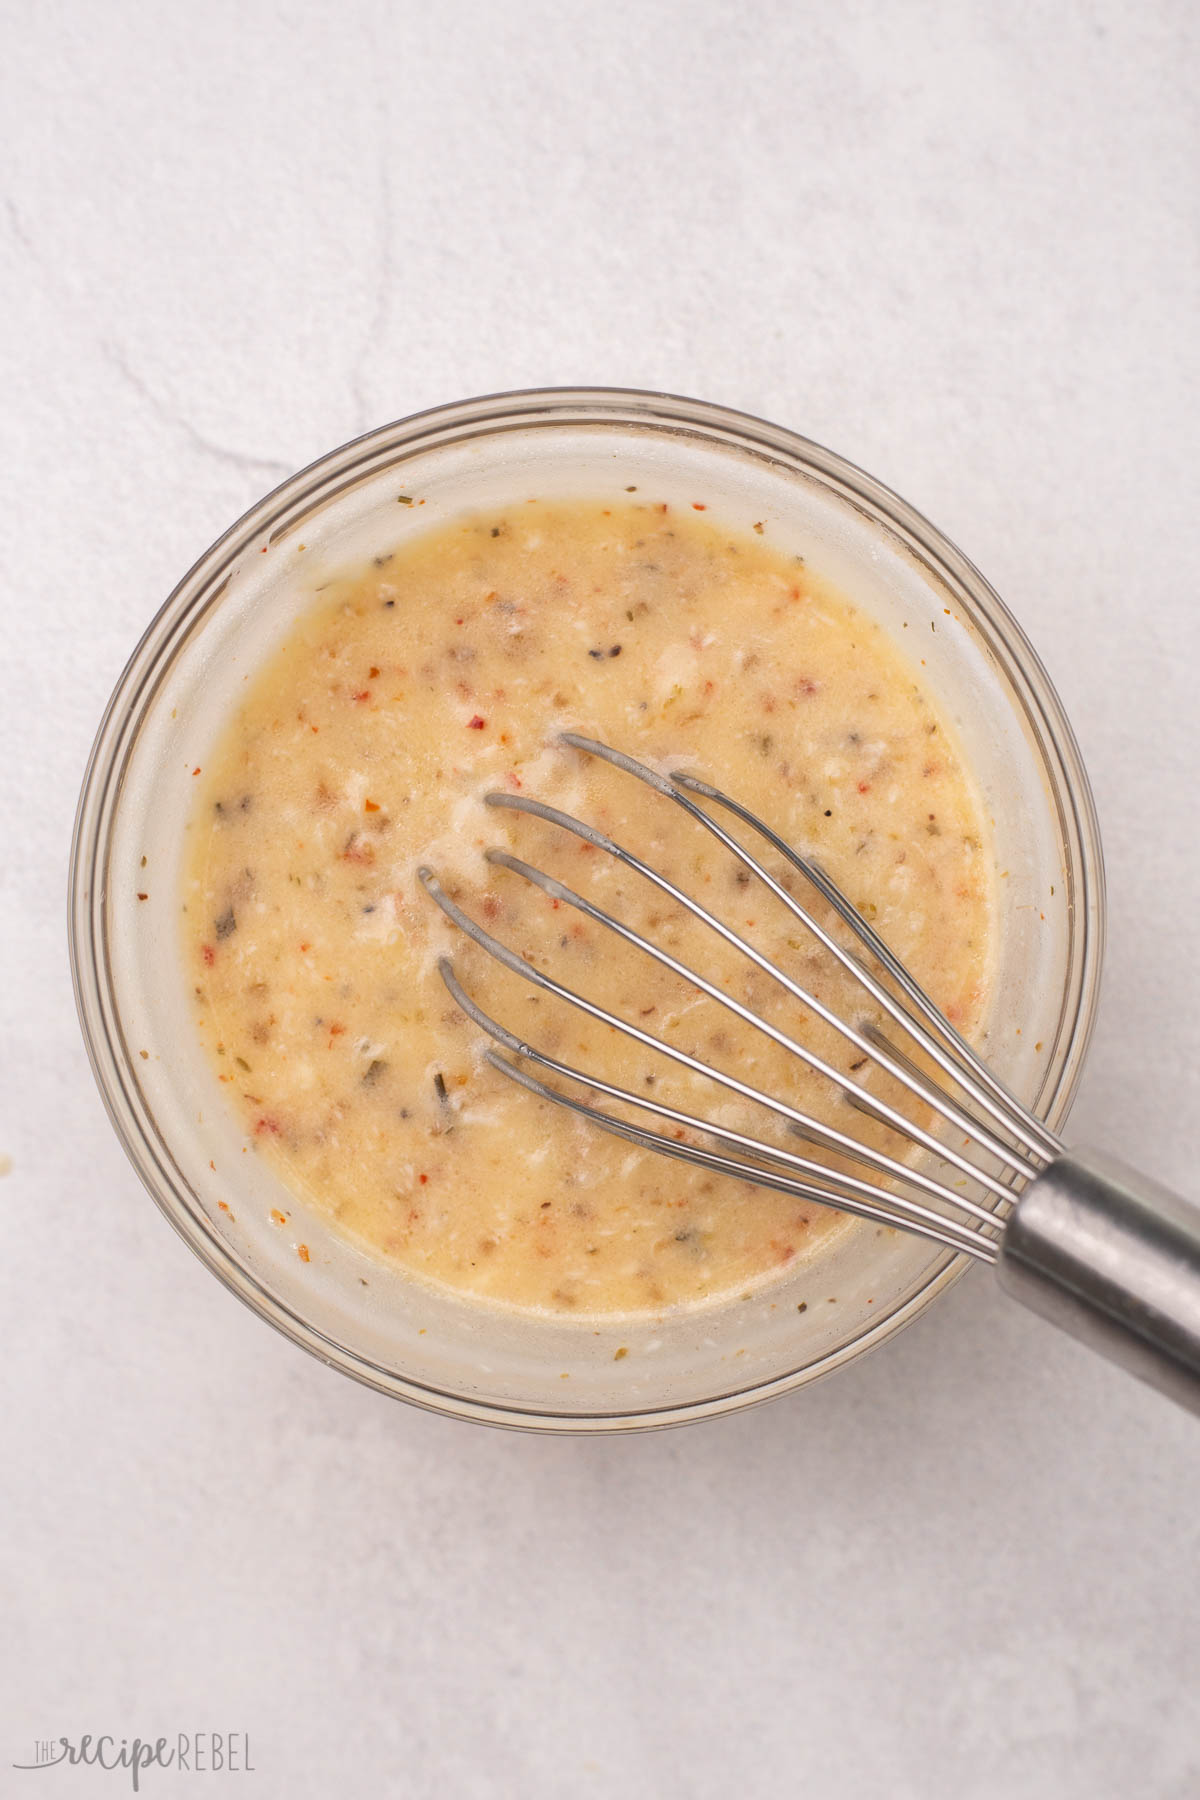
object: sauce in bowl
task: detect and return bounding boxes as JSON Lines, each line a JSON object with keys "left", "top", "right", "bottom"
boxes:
{"left": 184, "top": 499, "right": 994, "bottom": 1316}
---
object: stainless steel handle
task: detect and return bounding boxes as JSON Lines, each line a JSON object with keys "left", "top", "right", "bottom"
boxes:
{"left": 997, "top": 1147, "right": 1200, "bottom": 1415}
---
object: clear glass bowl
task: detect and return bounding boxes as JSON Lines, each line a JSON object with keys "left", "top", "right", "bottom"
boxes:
{"left": 69, "top": 388, "right": 1105, "bottom": 1431}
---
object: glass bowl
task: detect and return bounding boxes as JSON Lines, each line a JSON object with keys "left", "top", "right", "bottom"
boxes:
{"left": 69, "top": 388, "right": 1105, "bottom": 1431}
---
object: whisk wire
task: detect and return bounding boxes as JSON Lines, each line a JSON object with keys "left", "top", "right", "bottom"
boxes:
{"left": 664, "top": 756, "right": 1061, "bottom": 1166}
{"left": 562, "top": 734, "right": 1058, "bottom": 1169}
{"left": 485, "top": 791, "right": 1033, "bottom": 1185}
{"left": 436, "top": 953, "right": 1002, "bottom": 1239}
{"left": 420, "top": 736, "right": 1061, "bottom": 1259}
{"left": 419, "top": 870, "right": 1012, "bottom": 1218}
{"left": 478, "top": 838, "right": 1018, "bottom": 1202}
{"left": 486, "top": 1048, "right": 1001, "bottom": 1264}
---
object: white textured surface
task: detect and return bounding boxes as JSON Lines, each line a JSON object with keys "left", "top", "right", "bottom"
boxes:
{"left": 3, "top": 3, "right": 1199, "bottom": 1795}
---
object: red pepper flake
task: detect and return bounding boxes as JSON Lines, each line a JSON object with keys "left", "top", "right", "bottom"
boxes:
{"left": 270, "top": 1207, "right": 287, "bottom": 1224}
{"left": 368, "top": 666, "right": 380, "bottom": 679}
{"left": 217, "top": 1198, "right": 229, "bottom": 1211}
{"left": 257, "top": 1118, "right": 282, "bottom": 1137}
{"left": 454, "top": 617, "right": 464, "bottom": 626}
{"left": 192, "top": 767, "right": 201, "bottom": 776}
{"left": 352, "top": 689, "right": 371, "bottom": 703}
{"left": 418, "top": 1172, "right": 429, "bottom": 1185}
{"left": 364, "top": 798, "right": 381, "bottom": 813}
{"left": 692, "top": 502, "right": 707, "bottom": 511}
{"left": 857, "top": 781, "right": 871, "bottom": 793}
{"left": 297, "top": 1244, "right": 311, "bottom": 1263}
{"left": 481, "top": 894, "right": 501, "bottom": 920}
{"left": 467, "top": 714, "right": 486, "bottom": 729}
{"left": 137, "top": 892, "right": 148, "bottom": 901}
{"left": 505, "top": 770, "right": 522, "bottom": 790}
{"left": 299, "top": 941, "right": 310, "bottom": 953}
{"left": 328, "top": 1022, "right": 346, "bottom": 1039}
{"left": 201, "top": 944, "right": 215, "bottom": 966}
{"left": 341, "top": 834, "right": 376, "bottom": 865}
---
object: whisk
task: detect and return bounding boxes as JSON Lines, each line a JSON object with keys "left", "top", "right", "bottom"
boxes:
{"left": 420, "top": 734, "right": 1200, "bottom": 1415}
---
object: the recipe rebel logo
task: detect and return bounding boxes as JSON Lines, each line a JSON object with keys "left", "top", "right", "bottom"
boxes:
{"left": 13, "top": 1734, "right": 254, "bottom": 1789}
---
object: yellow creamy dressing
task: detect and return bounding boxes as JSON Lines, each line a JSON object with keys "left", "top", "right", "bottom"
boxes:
{"left": 184, "top": 501, "right": 993, "bottom": 1316}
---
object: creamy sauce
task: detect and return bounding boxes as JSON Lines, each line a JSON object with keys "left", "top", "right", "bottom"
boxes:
{"left": 184, "top": 501, "right": 993, "bottom": 1316}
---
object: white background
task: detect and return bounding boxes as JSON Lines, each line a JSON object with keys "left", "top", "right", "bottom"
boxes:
{"left": 3, "top": 3, "right": 1198, "bottom": 1795}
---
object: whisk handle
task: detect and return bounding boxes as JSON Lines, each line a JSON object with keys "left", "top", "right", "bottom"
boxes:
{"left": 997, "top": 1148, "right": 1200, "bottom": 1415}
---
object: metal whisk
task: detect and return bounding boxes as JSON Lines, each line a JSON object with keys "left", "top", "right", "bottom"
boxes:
{"left": 420, "top": 734, "right": 1200, "bottom": 1415}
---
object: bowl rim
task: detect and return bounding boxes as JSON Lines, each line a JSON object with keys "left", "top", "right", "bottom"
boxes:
{"left": 69, "top": 384, "right": 1106, "bottom": 1432}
